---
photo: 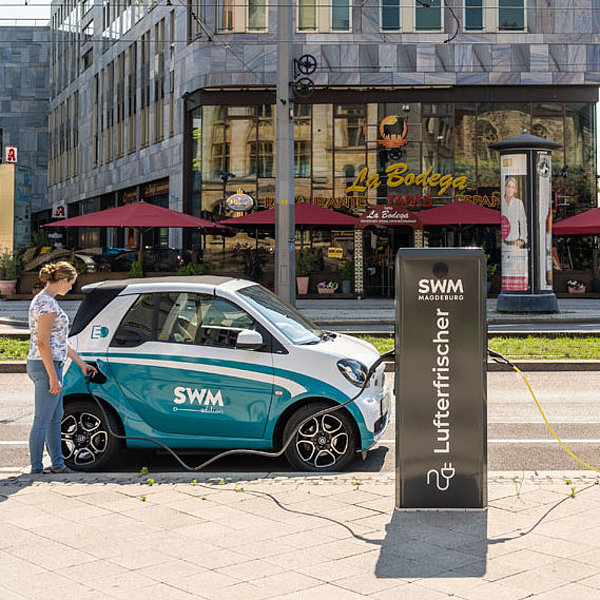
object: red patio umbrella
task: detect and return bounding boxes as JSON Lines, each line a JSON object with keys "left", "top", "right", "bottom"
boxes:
{"left": 44, "top": 201, "right": 228, "bottom": 264}
{"left": 43, "top": 201, "right": 225, "bottom": 229}
{"left": 418, "top": 201, "right": 501, "bottom": 226}
{"left": 553, "top": 207, "right": 600, "bottom": 235}
{"left": 220, "top": 203, "right": 358, "bottom": 227}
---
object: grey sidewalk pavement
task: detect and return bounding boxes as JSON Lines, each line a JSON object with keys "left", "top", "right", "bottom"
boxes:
{"left": 2, "top": 470, "right": 600, "bottom": 599}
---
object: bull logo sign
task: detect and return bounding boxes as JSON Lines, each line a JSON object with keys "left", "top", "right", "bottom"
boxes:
{"left": 377, "top": 115, "right": 410, "bottom": 149}
{"left": 4, "top": 146, "right": 17, "bottom": 163}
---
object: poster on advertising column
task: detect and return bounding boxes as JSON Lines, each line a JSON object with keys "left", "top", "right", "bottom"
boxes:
{"left": 500, "top": 154, "right": 529, "bottom": 292}
{"left": 537, "top": 152, "right": 553, "bottom": 291}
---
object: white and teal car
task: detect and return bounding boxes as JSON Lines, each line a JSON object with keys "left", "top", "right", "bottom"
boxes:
{"left": 62, "top": 276, "right": 391, "bottom": 471}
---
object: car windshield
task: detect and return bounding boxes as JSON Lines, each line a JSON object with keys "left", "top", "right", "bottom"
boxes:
{"left": 238, "top": 285, "right": 324, "bottom": 345}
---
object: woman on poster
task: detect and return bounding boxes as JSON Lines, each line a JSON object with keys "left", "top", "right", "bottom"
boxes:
{"left": 501, "top": 175, "right": 529, "bottom": 291}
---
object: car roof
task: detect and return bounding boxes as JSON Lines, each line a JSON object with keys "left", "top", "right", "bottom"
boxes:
{"left": 82, "top": 275, "right": 250, "bottom": 295}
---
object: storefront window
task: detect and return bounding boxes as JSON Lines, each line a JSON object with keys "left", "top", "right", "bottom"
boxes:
{"left": 476, "top": 102, "right": 529, "bottom": 190}
{"left": 312, "top": 104, "right": 333, "bottom": 196}
{"left": 454, "top": 103, "right": 477, "bottom": 194}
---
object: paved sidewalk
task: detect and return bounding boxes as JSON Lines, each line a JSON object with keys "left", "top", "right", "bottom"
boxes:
{"left": 1, "top": 470, "right": 600, "bottom": 599}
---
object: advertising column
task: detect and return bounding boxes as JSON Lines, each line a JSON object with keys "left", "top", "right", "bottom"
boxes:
{"left": 490, "top": 133, "right": 560, "bottom": 313}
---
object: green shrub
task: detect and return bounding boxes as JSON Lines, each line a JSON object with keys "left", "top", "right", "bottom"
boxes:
{"left": 341, "top": 260, "right": 353, "bottom": 280}
{"left": 177, "top": 263, "right": 207, "bottom": 276}
{"left": 128, "top": 260, "right": 144, "bottom": 278}
{"left": 0, "top": 250, "right": 20, "bottom": 280}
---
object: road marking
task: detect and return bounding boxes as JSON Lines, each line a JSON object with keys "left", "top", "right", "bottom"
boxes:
{"left": 378, "top": 439, "right": 600, "bottom": 444}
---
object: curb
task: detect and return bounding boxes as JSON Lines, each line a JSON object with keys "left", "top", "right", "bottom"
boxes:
{"left": 3, "top": 360, "right": 600, "bottom": 373}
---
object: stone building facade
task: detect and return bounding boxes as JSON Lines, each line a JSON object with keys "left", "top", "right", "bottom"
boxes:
{"left": 0, "top": 26, "right": 51, "bottom": 217}
{"left": 47, "top": 0, "right": 598, "bottom": 294}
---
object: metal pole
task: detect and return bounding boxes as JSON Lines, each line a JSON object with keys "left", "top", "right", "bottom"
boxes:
{"left": 274, "top": 0, "right": 295, "bottom": 304}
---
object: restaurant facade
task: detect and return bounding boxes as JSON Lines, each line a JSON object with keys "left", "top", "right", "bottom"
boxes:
{"left": 47, "top": 1, "right": 599, "bottom": 296}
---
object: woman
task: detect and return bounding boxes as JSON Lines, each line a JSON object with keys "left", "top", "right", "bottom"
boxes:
{"left": 27, "top": 261, "right": 96, "bottom": 474}
{"left": 501, "top": 175, "right": 528, "bottom": 291}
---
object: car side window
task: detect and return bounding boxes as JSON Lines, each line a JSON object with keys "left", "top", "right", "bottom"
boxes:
{"left": 156, "top": 293, "right": 255, "bottom": 349}
{"left": 111, "top": 293, "right": 156, "bottom": 347}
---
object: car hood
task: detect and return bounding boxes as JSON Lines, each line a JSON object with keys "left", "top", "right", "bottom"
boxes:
{"left": 293, "top": 332, "right": 382, "bottom": 367}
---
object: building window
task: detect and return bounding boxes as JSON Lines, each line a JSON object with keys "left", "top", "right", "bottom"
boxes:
{"left": 248, "top": 0, "right": 267, "bottom": 30}
{"left": 140, "top": 31, "right": 151, "bottom": 148}
{"left": 331, "top": 0, "right": 350, "bottom": 30}
{"left": 154, "top": 19, "right": 165, "bottom": 143}
{"left": 81, "top": 48, "right": 93, "bottom": 72}
{"left": 415, "top": 0, "right": 442, "bottom": 30}
{"left": 128, "top": 43, "right": 137, "bottom": 153}
{"left": 298, "top": 0, "right": 316, "bottom": 30}
{"left": 216, "top": 0, "right": 267, "bottom": 32}
{"left": 499, "top": 0, "right": 525, "bottom": 30}
{"left": 464, "top": 0, "right": 483, "bottom": 31}
{"left": 296, "top": 0, "right": 351, "bottom": 31}
{"left": 381, "top": 0, "right": 400, "bottom": 31}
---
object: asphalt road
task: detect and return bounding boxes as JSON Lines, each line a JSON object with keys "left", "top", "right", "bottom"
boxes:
{"left": 2, "top": 371, "right": 599, "bottom": 474}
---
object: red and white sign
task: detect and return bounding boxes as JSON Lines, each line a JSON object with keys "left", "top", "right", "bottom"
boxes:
{"left": 52, "top": 203, "right": 67, "bottom": 219}
{"left": 4, "top": 146, "right": 17, "bottom": 163}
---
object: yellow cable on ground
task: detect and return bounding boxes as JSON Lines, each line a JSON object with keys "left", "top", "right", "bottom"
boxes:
{"left": 513, "top": 365, "right": 600, "bottom": 474}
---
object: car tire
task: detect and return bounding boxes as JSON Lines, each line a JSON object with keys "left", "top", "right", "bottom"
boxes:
{"left": 283, "top": 402, "right": 357, "bottom": 471}
{"left": 61, "top": 400, "right": 120, "bottom": 471}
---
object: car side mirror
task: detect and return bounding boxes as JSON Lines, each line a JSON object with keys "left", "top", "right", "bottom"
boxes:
{"left": 236, "top": 329, "right": 264, "bottom": 350}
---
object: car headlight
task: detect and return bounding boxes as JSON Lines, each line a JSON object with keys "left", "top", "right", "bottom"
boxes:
{"left": 337, "top": 359, "right": 368, "bottom": 387}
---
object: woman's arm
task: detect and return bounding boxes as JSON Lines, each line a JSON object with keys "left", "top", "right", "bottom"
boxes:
{"left": 67, "top": 344, "right": 97, "bottom": 378}
{"left": 37, "top": 312, "right": 61, "bottom": 394}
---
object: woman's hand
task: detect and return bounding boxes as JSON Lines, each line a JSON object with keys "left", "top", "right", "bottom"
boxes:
{"left": 80, "top": 362, "right": 98, "bottom": 379}
{"left": 49, "top": 374, "right": 62, "bottom": 395}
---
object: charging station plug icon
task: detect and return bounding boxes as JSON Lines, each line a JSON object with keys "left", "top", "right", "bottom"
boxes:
{"left": 426, "top": 462, "right": 456, "bottom": 491}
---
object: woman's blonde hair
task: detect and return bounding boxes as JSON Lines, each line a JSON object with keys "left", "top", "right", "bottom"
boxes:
{"left": 39, "top": 261, "right": 78, "bottom": 283}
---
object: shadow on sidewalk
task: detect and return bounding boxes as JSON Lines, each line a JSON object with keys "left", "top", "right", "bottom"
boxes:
{"left": 376, "top": 510, "right": 487, "bottom": 578}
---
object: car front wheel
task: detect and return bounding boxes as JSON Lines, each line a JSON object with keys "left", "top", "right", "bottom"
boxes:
{"left": 283, "top": 402, "right": 358, "bottom": 471}
{"left": 61, "top": 400, "right": 120, "bottom": 471}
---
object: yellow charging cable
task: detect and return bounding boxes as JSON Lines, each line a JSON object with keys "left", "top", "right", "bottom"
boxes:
{"left": 512, "top": 365, "right": 600, "bottom": 474}
{"left": 488, "top": 349, "right": 600, "bottom": 474}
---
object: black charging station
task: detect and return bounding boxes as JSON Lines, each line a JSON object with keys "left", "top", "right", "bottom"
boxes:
{"left": 395, "top": 248, "right": 487, "bottom": 510}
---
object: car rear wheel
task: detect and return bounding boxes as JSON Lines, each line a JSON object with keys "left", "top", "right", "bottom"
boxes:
{"left": 61, "top": 400, "right": 120, "bottom": 471}
{"left": 283, "top": 402, "right": 357, "bottom": 471}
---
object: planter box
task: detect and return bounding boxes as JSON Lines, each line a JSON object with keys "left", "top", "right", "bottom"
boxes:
{"left": 317, "top": 287, "right": 336, "bottom": 294}
{"left": 568, "top": 286, "right": 586, "bottom": 294}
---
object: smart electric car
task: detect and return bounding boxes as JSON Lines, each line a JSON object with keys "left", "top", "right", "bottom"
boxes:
{"left": 62, "top": 276, "right": 390, "bottom": 471}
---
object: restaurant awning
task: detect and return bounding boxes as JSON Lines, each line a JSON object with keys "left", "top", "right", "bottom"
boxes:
{"left": 220, "top": 203, "right": 358, "bottom": 227}
{"left": 553, "top": 207, "right": 600, "bottom": 235}
{"left": 43, "top": 201, "right": 226, "bottom": 230}
{"left": 418, "top": 201, "right": 501, "bottom": 226}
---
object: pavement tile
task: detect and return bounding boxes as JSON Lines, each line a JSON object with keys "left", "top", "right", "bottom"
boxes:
{"left": 293, "top": 558, "right": 365, "bottom": 582}
{"left": 135, "top": 558, "right": 206, "bottom": 583}
{"left": 0, "top": 585, "right": 28, "bottom": 600}
{"left": 233, "top": 538, "right": 298, "bottom": 559}
{"left": 170, "top": 570, "right": 241, "bottom": 595}
{"left": 277, "top": 583, "right": 369, "bottom": 599}
{"left": 533, "top": 582, "right": 600, "bottom": 600}
{"left": 251, "top": 571, "right": 322, "bottom": 596}
{"left": 540, "top": 558, "right": 599, "bottom": 582}
{"left": 107, "top": 582, "right": 203, "bottom": 600}
{"left": 416, "top": 574, "right": 485, "bottom": 595}
{"left": 60, "top": 558, "right": 129, "bottom": 584}
{"left": 573, "top": 549, "right": 600, "bottom": 567}
{"left": 107, "top": 548, "right": 172, "bottom": 570}
{"left": 86, "top": 570, "right": 162, "bottom": 595}
{"left": 499, "top": 568, "right": 572, "bottom": 594}
{"left": 5, "top": 540, "right": 96, "bottom": 571}
{"left": 455, "top": 580, "right": 534, "bottom": 600}
{"left": 579, "top": 572, "right": 600, "bottom": 589}
{"left": 370, "top": 582, "right": 446, "bottom": 599}
{"left": 195, "top": 581, "right": 271, "bottom": 600}
{"left": 335, "top": 571, "right": 404, "bottom": 595}
{"left": 216, "top": 558, "right": 285, "bottom": 581}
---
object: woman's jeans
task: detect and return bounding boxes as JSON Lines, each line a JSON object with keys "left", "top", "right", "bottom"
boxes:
{"left": 27, "top": 360, "right": 65, "bottom": 472}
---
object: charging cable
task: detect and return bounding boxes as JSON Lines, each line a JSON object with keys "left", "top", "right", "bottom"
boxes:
{"left": 488, "top": 348, "right": 600, "bottom": 474}
{"left": 82, "top": 349, "right": 395, "bottom": 472}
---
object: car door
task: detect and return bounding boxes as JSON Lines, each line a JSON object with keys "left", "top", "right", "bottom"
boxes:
{"left": 106, "top": 291, "right": 275, "bottom": 440}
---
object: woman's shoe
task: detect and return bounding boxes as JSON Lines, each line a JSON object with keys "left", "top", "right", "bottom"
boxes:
{"left": 43, "top": 465, "right": 72, "bottom": 474}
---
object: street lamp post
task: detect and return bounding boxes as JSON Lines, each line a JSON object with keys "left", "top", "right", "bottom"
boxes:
{"left": 274, "top": 0, "right": 295, "bottom": 305}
